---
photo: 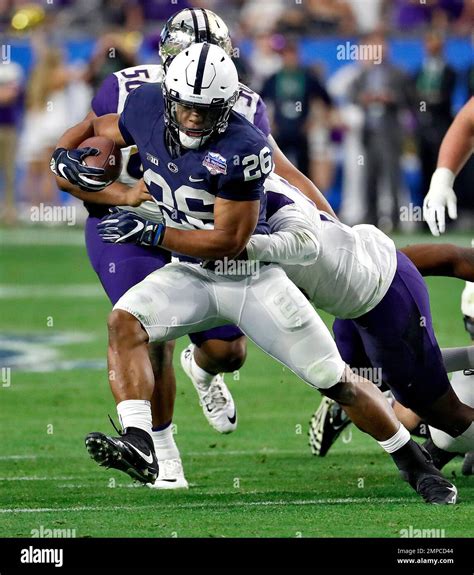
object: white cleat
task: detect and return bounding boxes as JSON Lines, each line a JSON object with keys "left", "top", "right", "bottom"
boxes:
{"left": 147, "top": 458, "right": 189, "bottom": 490}
{"left": 181, "top": 344, "right": 237, "bottom": 434}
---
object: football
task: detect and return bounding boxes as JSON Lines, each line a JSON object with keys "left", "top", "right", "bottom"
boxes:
{"left": 79, "top": 135, "right": 122, "bottom": 184}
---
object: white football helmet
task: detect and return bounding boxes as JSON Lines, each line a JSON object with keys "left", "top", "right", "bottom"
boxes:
{"left": 163, "top": 42, "right": 239, "bottom": 150}
{"left": 159, "top": 8, "right": 233, "bottom": 68}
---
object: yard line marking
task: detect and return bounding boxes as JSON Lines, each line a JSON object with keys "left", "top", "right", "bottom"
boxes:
{"left": 0, "top": 449, "right": 307, "bottom": 461}
{"left": 0, "top": 285, "right": 103, "bottom": 299}
{"left": 0, "top": 476, "right": 75, "bottom": 481}
{"left": 0, "top": 498, "right": 411, "bottom": 514}
{"left": 185, "top": 449, "right": 304, "bottom": 456}
{"left": 0, "top": 228, "right": 85, "bottom": 246}
{"left": 0, "top": 455, "right": 37, "bottom": 460}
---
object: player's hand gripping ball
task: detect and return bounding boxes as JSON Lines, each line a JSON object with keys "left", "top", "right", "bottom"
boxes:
{"left": 50, "top": 136, "right": 122, "bottom": 192}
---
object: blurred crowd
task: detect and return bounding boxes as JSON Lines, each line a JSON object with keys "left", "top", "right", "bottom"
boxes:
{"left": 0, "top": 0, "right": 473, "bottom": 228}
{"left": 1, "top": 0, "right": 473, "bottom": 36}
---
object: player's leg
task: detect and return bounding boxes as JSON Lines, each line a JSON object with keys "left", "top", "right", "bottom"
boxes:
{"left": 234, "top": 265, "right": 457, "bottom": 503}
{"left": 429, "top": 372, "right": 474, "bottom": 453}
{"left": 346, "top": 251, "right": 474, "bottom": 447}
{"left": 85, "top": 218, "right": 185, "bottom": 487}
{"left": 85, "top": 263, "right": 224, "bottom": 484}
{"left": 181, "top": 327, "right": 246, "bottom": 434}
{"left": 308, "top": 318, "right": 368, "bottom": 456}
{"left": 401, "top": 243, "right": 474, "bottom": 281}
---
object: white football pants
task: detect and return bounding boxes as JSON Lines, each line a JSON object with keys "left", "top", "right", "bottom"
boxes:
{"left": 114, "top": 262, "right": 345, "bottom": 390}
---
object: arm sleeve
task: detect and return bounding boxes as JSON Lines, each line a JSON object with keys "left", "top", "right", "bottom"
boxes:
{"left": 254, "top": 96, "right": 271, "bottom": 137}
{"left": 441, "top": 346, "right": 474, "bottom": 373}
{"left": 217, "top": 134, "right": 272, "bottom": 201}
{"left": 246, "top": 206, "right": 320, "bottom": 265}
{"left": 117, "top": 83, "right": 160, "bottom": 147}
{"left": 91, "top": 74, "right": 120, "bottom": 116}
{"left": 118, "top": 113, "right": 135, "bottom": 146}
{"left": 217, "top": 178, "right": 264, "bottom": 202}
{"left": 118, "top": 87, "right": 136, "bottom": 145}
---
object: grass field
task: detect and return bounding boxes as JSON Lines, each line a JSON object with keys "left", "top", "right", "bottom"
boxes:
{"left": 0, "top": 227, "right": 473, "bottom": 538}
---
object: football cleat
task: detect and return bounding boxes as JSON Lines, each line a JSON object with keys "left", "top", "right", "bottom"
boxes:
{"left": 399, "top": 443, "right": 457, "bottom": 505}
{"left": 422, "top": 438, "right": 460, "bottom": 470}
{"left": 181, "top": 344, "right": 237, "bottom": 434}
{"left": 308, "top": 396, "right": 350, "bottom": 456}
{"left": 462, "top": 451, "right": 474, "bottom": 476}
{"left": 147, "top": 458, "right": 189, "bottom": 490}
{"left": 85, "top": 426, "right": 158, "bottom": 484}
{"left": 411, "top": 474, "right": 458, "bottom": 505}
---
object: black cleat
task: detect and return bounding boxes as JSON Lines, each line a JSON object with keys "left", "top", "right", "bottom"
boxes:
{"left": 422, "top": 438, "right": 460, "bottom": 470}
{"left": 397, "top": 442, "right": 457, "bottom": 505}
{"left": 413, "top": 474, "right": 458, "bottom": 505}
{"left": 308, "top": 397, "right": 351, "bottom": 456}
{"left": 85, "top": 426, "right": 158, "bottom": 484}
{"left": 462, "top": 451, "right": 474, "bottom": 476}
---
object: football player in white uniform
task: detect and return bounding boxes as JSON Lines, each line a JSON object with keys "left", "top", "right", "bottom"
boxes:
{"left": 241, "top": 174, "right": 474, "bottom": 487}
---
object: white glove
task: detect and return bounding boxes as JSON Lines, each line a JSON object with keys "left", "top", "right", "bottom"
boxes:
{"left": 423, "top": 168, "right": 457, "bottom": 236}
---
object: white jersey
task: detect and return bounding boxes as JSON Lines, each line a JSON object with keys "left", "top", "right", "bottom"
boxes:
{"left": 247, "top": 174, "right": 398, "bottom": 319}
{"left": 94, "top": 64, "right": 268, "bottom": 188}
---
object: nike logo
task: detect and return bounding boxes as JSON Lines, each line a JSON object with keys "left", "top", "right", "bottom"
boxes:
{"left": 189, "top": 176, "right": 204, "bottom": 182}
{"left": 57, "top": 163, "right": 68, "bottom": 179}
{"left": 227, "top": 410, "right": 237, "bottom": 424}
{"left": 118, "top": 219, "right": 145, "bottom": 243}
{"left": 127, "top": 442, "right": 154, "bottom": 464}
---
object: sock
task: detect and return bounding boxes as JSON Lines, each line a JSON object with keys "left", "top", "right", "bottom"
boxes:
{"left": 190, "top": 355, "right": 215, "bottom": 389}
{"left": 430, "top": 421, "right": 474, "bottom": 453}
{"left": 377, "top": 424, "right": 411, "bottom": 454}
{"left": 151, "top": 421, "right": 180, "bottom": 461}
{"left": 389, "top": 437, "right": 443, "bottom": 485}
{"left": 422, "top": 438, "right": 458, "bottom": 470}
{"left": 117, "top": 400, "right": 152, "bottom": 436}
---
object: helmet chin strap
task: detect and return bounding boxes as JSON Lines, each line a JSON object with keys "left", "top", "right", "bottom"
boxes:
{"left": 178, "top": 130, "right": 210, "bottom": 150}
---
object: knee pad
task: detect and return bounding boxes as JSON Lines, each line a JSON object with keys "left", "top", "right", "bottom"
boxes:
{"left": 305, "top": 356, "right": 346, "bottom": 390}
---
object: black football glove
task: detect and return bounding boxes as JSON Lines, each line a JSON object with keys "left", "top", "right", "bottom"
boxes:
{"left": 97, "top": 208, "right": 166, "bottom": 247}
{"left": 50, "top": 147, "right": 111, "bottom": 192}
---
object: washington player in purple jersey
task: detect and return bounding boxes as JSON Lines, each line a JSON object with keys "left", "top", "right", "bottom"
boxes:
{"left": 51, "top": 8, "right": 335, "bottom": 489}
{"left": 53, "top": 42, "right": 459, "bottom": 504}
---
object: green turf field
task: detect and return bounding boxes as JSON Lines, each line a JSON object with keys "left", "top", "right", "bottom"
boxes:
{"left": 0, "top": 227, "right": 473, "bottom": 538}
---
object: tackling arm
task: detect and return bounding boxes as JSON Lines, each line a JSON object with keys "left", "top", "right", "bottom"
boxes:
{"left": 246, "top": 206, "right": 320, "bottom": 265}
{"left": 401, "top": 243, "right": 474, "bottom": 282}
{"left": 161, "top": 197, "right": 260, "bottom": 260}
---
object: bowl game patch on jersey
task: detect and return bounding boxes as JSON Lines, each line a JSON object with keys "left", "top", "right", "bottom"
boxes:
{"left": 202, "top": 151, "right": 227, "bottom": 175}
